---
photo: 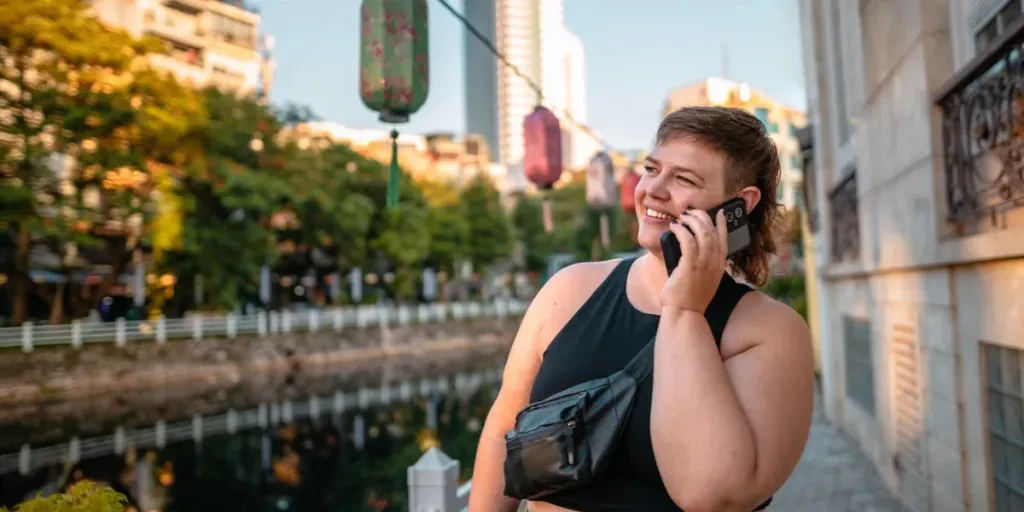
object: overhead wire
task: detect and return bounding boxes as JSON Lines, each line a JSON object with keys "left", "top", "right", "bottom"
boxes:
{"left": 433, "top": 0, "right": 611, "bottom": 152}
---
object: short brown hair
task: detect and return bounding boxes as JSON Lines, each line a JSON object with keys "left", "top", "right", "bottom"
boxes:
{"left": 656, "top": 106, "right": 782, "bottom": 287}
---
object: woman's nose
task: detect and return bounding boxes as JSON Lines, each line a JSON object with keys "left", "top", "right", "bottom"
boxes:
{"left": 646, "top": 175, "right": 672, "bottom": 200}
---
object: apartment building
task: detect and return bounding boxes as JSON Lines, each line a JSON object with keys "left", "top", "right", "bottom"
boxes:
{"left": 799, "top": 1, "right": 1024, "bottom": 511}
{"left": 278, "top": 122, "right": 506, "bottom": 190}
{"left": 90, "top": 0, "right": 273, "bottom": 96}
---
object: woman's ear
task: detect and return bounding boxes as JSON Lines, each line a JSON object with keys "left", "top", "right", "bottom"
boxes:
{"left": 737, "top": 185, "right": 761, "bottom": 214}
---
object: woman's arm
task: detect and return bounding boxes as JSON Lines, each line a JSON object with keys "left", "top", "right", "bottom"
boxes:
{"left": 650, "top": 297, "right": 814, "bottom": 512}
{"left": 468, "top": 261, "right": 616, "bottom": 512}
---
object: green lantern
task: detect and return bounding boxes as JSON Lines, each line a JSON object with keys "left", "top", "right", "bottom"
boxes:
{"left": 359, "top": 0, "right": 430, "bottom": 208}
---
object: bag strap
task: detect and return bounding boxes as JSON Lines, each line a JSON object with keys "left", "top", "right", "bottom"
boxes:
{"left": 622, "top": 338, "right": 656, "bottom": 382}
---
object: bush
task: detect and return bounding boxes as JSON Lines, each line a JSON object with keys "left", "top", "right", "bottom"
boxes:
{"left": 2, "top": 481, "right": 127, "bottom": 512}
{"left": 761, "top": 274, "right": 808, "bottom": 320}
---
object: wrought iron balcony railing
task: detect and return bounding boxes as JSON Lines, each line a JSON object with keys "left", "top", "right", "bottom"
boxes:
{"left": 936, "top": 16, "right": 1024, "bottom": 222}
{"left": 829, "top": 171, "right": 860, "bottom": 263}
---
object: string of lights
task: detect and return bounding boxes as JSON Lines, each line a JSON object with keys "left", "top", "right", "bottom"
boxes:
{"left": 433, "top": 0, "right": 611, "bottom": 151}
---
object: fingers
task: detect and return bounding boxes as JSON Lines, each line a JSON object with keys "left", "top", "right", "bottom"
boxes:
{"left": 678, "top": 212, "right": 720, "bottom": 265}
{"left": 667, "top": 221, "right": 697, "bottom": 269}
{"left": 715, "top": 208, "right": 728, "bottom": 255}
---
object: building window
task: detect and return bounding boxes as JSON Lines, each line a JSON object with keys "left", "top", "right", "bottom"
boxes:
{"left": 829, "top": 170, "right": 860, "bottom": 262}
{"left": 829, "top": 0, "right": 851, "bottom": 146}
{"left": 983, "top": 343, "right": 1024, "bottom": 511}
{"left": 754, "top": 107, "right": 770, "bottom": 127}
{"left": 790, "top": 155, "right": 801, "bottom": 171}
{"left": 843, "top": 316, "right": 875, "bottom": 416}
{"left": 211, "top": 13, "right": 256, "bottom": 49}
{"left": 975, "top": 0, "right": 1023, "bottom": 53}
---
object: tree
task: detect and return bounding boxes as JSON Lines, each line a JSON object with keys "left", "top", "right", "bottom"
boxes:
{"left": 460, "top": 176, "right": 513, "bottom": 270}
{"left": 511, "top": 195, "right": 554, "bottom": 272}
{"left": 425, "top": 203, "right": 469, "bottom": 274}
{"left": 2, "top": 481, "right": 127, "bottom": 511}
{"left": 0, "top": 0, "right": 203, "bottom": 324}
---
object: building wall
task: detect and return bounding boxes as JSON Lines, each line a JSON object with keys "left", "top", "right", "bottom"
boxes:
{"left": 799, "top": 0, "right": 1024, "bottom": 511}
{"left": 463, "top": 0, "right": 500, "bottom": 163}
{"left": 90, "top": 0, "right": 266, "bottom": 95}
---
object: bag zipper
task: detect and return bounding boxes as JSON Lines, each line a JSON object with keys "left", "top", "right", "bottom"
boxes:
{"left": 565, "top": 420, "right": 576, "bottom": 466}
{"left": 519, "top": 391, "right": 586, "bottom": 416}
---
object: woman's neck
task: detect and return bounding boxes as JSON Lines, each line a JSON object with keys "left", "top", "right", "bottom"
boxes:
{"left": 626, "top": 252, "right": 670, "bottom": 315}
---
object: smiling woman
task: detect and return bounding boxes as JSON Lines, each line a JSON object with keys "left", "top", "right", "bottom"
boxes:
{"left": 469, "top": 106, "right": 814, "bottom": 512}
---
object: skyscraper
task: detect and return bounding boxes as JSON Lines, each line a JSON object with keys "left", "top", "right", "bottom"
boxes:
{"left": 464, "top": 0, "right": 591, "bottom": 189}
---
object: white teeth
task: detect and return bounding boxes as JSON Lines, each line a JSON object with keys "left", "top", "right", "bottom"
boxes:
{"left": 645, "top": 208, "right": 672, "bottom": 220}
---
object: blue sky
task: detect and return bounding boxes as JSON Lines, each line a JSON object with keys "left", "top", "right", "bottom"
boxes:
{"left": 250, "top": 0, "right": 807, "bottom": 150}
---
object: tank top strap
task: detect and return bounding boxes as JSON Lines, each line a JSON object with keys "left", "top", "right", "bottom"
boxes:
{"left": 704, "top": 274, "right": 752, "bottom": 345}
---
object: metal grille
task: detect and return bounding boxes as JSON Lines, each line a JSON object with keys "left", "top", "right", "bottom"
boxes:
{"left": 983, "top": 343, "right": 1024, "bottom": 511}
{"left": 843, "top": 315, "right": 876, "bottom": 416}
{"left": 890, "top": 321, "right": 932, "bottom": 510}
{"left": 829, "top": 172, "right": 860, "bottom": 263}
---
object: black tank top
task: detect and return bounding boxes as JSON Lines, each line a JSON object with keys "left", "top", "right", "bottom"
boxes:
{"left": 529, "top": 258, "right": 771, "bottom": 511}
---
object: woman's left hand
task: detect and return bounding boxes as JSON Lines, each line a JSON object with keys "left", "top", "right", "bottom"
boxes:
{"left": 659, "top": 208, "right": 729, "bottom": 314}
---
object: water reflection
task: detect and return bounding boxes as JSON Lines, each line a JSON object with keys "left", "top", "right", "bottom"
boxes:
{"left": 0, "top": 347, "right": 506, "bottom": 511}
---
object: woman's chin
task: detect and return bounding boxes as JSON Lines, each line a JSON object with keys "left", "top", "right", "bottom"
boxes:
{"left": 636, "top": 234, "right": 664, "bottom": 254}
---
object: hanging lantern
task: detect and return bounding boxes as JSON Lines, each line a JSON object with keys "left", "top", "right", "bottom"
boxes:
{"left": 586, "top": 152, "right": 617, "bottom": 209}
{"left": 586, "top": 152, "right": 617, "bottom": 250}
{"left": 620, "top": 169, "right": 641, "bottom": 212}
{"left": 620, "top": 169, "right": 642, "bottom": 246}
{"left": 359, "top": 0, "right": 430, "bottom": 208}
{"left": 523, "top": 106, "right": 563, "bottom": 189}
{"left": 523, "top": 106, "right": 563, "bottom": 233}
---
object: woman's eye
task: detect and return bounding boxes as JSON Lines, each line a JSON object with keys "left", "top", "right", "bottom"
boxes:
{"left": 676, "top": 175, "right": 694, "bottom": 185}
{"left": 644, "top": 166, "right": 657, "bottom": 174}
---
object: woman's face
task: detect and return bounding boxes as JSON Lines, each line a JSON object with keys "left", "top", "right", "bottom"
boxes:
{"left": 634, "top": 137, "right": 731, "bottom": 253}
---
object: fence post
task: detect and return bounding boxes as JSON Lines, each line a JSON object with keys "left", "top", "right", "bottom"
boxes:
{"left": 192, "top": 315, "right": 202, "bottom": 342}
{"left": 282, "top": 311, "right": 292, "bottom": 333}
{"left": 21, "top": 322, "right": 32, "bottom": 353}
{"left": 407, "top": 447, "right": 461, "bottom": 512}
{"left": 18, "top": 445, "right": 30, "bottom": 476}
{"left": 269, "top": 312, "right": 279, "bottom": 334}
{"left": 71, "top": 320, "right": 82, "bottom": 349}
{"left": 398, "top": 305, "right": 410, "bottom": 325}
{"left": 333, "top": 309, "right": 344, "bottom": 331}
{"left": 257, "top": 311, "right": 268, "bottom": 337}
{"left": 115, "top": 317, "right": 126, "bottom": 347}
{"left": 226, "top": 314, "right": 237, "bottom": 339}
{"left": 156, "top": 316, "right": 166, "bottom": 344}
{"left": 309, "top": 310, "right": 319, "bottom": 332}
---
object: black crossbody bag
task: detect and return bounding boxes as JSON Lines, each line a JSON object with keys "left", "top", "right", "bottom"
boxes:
{"left": 502, "top": 337, "right": 655, "bottom": 500}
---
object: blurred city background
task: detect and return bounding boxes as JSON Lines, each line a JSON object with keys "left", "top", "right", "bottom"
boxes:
{"left": 0, "top": 0, "right": 1020, "bottom": 511}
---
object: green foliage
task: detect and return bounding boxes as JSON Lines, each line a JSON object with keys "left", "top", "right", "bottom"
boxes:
{"left": 2, "top": 481, "right": 127, "bottom": 512}
{"left": 511, "top": 195, "right": 554, "bottom": 272}
{"left": 460, "top": 176, "right": 513, "bottom": 269}
{"left": 761, "top": 273, "right": 808, "bottom": 319}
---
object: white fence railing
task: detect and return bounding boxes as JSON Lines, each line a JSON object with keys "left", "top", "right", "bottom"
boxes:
{"left": 0, "top": 367, "right": 503, "bottom": 476}
{"left": 0, "top": 300, "right": 527, "bottom": 352}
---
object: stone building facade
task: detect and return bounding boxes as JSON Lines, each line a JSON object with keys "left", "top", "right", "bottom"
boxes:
{"left": 799, "top": 1, "right": 1024, "bottom": 511}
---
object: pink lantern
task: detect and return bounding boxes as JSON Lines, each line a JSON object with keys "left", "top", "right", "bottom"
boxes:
{"left": 523, "top": 106, "right": 563, "bottom": 189}
{"left": 620, "top": 170, "right": 640, "bottom": 212}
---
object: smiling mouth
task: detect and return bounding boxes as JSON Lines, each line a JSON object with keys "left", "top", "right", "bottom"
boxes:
{"left": 644, "top": 208, "right": 674, "bottom": 222}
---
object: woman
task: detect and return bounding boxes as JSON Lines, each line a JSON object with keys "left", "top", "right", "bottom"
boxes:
{"left": 468, "top": 106, "right": 815, "bottom": 512}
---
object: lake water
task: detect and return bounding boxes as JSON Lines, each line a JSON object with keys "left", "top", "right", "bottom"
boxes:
{"left": 0, "top": 346, "right": 508, "bottom": 511}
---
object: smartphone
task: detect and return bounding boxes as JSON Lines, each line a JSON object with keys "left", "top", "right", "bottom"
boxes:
{"left": 659, "top": 197, "right": 751, "bottom": 275}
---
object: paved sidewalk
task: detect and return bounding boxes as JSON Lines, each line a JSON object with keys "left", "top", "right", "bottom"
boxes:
{"left": 771, "top": 391, "right": 907, "bottom": 511}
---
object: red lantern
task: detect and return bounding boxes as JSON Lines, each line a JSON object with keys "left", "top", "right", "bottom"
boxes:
{"left": 523, "top": 106, "right": 563, "bottom": 189}
{"left": 620, "top": 170, "right": 640, "bottom": 212}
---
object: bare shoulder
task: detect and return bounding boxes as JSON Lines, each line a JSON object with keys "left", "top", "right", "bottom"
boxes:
{"left": 720, "top": 290, "right": 813, "bottom": 362}
{"left": 527, "top": 259, "right": 623, "bottom": 357}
